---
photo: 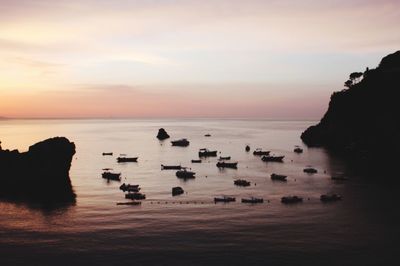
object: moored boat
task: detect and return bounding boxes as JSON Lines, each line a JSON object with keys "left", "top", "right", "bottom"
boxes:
{"left": 245, "top": 145, "right": 250, "bottom": 152}
{"left": 198, "top": 148, "right": 218, "bottom": 157}
{"left": 214, "top": 196, "right": 236, "bottom": 203}
{"left": 253, "top": 148, "right": 270, "bottom": 156}
{"left": 204, "top": 133, "right": 211, "bottom": 137}
{"left": 241, "top": 197, "right": 264, "bottom": 203}
{"left": 161, "top": 164, "right": 182, "bottom": 170}
{"left": 218, "top": 156, "right": 231, "bottom": 160}
{"left": 117, "top": 157, "right": 138, "bottom": 163}
{"left": 271, "top": 173, "right": 287, "bottom": 181}
{"left": 172, "top": 186, "right": 184, "bottom": 196}
{"left": 191, "top": 159, "right": 202, "bottom": 163}
{"left": 176, "top": 169, "right": 196, "bottom": 179}
{"left": 102, "top": 152, "right": 113, "bottom": 156}
{"left": 303, "top": 167, "right": 318, "bottom": 174}
{"left": 294, "top": 146, "right": 303, "bottom": 153}
{"left": 281, "top": 196, "right": 303, "bottom": 204}
{"left": 171, "top": 138, "right": 190, "bottom": 147}
{"left": 119, "top": 183, "right": 140, "bottom": 192}
{"left": 320, "top": 194, "right": 342, "bottom": 202}
{"left": 102, "top": 171, "right": 121, "bottom": 181}
{"left": 116, "top": 201, "right": 142, "bottom": 205}
{"left": 125, "top": 192, "right": 146, "bottom": 200}
{"left": 216, "top": 161, "right": 238, "bottom": 169}
{"left": 261, "top": 155, "right": 284, "bottom": 162}
{"left": 234, "top": 179, "right": 250, "bottom": 186}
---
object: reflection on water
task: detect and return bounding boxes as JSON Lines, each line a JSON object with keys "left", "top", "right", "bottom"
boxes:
{"left": 0, "top": 119, "right": 399, "bottom": 265}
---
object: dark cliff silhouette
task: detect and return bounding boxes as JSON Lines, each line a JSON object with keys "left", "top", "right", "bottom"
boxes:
{"left": 301, "top": 51, "right": 400, "bottom": 166}
{"left": 0, "top": 137, "right": 76, "bottom": 202}
{"left": 156, "top": 128, "right": 170, "bottom": 140}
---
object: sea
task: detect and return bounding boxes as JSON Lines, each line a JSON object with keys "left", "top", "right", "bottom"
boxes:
{"left": 0, "top": 119, "right": 398, "bottom": 265}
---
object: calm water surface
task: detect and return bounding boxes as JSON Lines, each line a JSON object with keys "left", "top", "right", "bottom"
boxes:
{"left": 0, "top": 119, "right": 398, "bottom": 265}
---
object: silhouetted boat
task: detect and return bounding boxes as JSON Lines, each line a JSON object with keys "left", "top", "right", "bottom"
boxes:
{"left": 241, "top": 197, "right": 263, "bottom": 203}
{"left": 216, "top": 161, "right": 238, "bottom": 169}
{"left": 245, "top": 145, "right": 250, "bottom": 152}
{"left": 102, "top": 171, "right": 121, "bottom": 181}
{"left": 281, "top": 196, "right": 303, "bottom": 204}
{"left": 294, "top": 146, "right": 303, "bottom": 153}
{"left": 204, "top": 134, "right": 211, "bottom": 137}
{"left": 271, "top": 173, "right": 287, "bottom": 181}
{"left": 171, "top": 138, "right": 190, "bottom": 147}
{"left": 331, "top": 176, "right": 348, "bottom": 181}
{"left": 261, "top": 155, "right": 284, "bottom": 162}
{"left": 234, "top": 179, "right": 250, "bottom": 186}
{"left": 117, "top": 157, "right": 138, "bottom": 163}
{"left": 161, "top": 164, "right": 182, "bottom": 170}
{"left": 156, "top": 128, "right": 170, "bottom": 140}
{"left": 214, "top": 196, "right": 236, "bottom": 203}
{"left": 199, "top": 148, "right": 218, "bottom": 157}
{"left": 176, "top": 169, "right": 196, "bottom": 179}
{"left": 116, "top": 201, "right": 141, "bottom": 205}
{"left": 303, "top": 167, "right": 318, "bottom": 174}
{"left": 172, "top": 186, "right": 184, "bottom": 196}
{"left": 119, "top": 183, "right": 140, "bottom": 192}
{"left": 125, "top": 192, "right": 146, "bottom": 200}
{"left": 219, "top": 156, "right": 231, "bottom": 160}
{"left": 102, "top": 152, "right": 113, "bottom": 156}
{"left": 253, "top": 148, "right": 270, "bottom": 156}
{"left": 320, "top": 194, "right": 342, "bottom": 202}
{"left": 191, "top": 159, "right": 201, "bottom": 163}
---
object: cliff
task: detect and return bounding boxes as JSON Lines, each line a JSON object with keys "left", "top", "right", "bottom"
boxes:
{"left": 301, "top": 51, "right": 400, "bottom": 164}
{"left": 0, "top": 137, "right": 76, "bottom": 202}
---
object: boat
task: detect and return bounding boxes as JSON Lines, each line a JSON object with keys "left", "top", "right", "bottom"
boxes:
{"left": 116, "top": 201, "right": 142, "bottom": 205}
{"left": 119, "top": 183, "right": 140, "bottom": 192}
{"left": 102, "top": 152, "right": 113, "bottom": 156}
{"left": 176, "top": 169, "right": 196, "bottom": 179}
{"left": 331, "top": 176, "right": 348, "bottom": 181}
{"left": 198, "top": 148, "right": 218, "bottom": 157}
{"left": 245, "top": 145, "right": 250, "bottom": 152}
{"left": 125, "top": 192, "right": 146, "bottom": 200}
{"left": 303, "top": 167, "right": 318, "bottom": 174}
{"left": 117, "top": 157, "right": 138, "bottom": 163}
{"left": 281, "top": 196, "right": 303, "bottom": 204}
{"left": 271, "top": 173, "right": 287, "bottom": 181}
{"left": 261, "top": 155, "right": 284, "bottom": 162}
{"left": 241, "top": 197, "right": 264, "bottom": 203}
{"left": 214, "top": 196, "right": 236, "bottom": 203}
{"left": 234, "top": 179, "right": 250, "bottom": 186}
{"left": 216, "top": 161, "right": 238, "bottom": 169}
{"left": 294, "top": 146, "right": 303, "bottom": 153}
{"left": 191, "top": 159, "right": 202, "bottom": 163}
{"left": 253, "top": 148, "right": 270, "bottom": 156}
{"left": 204, "top": 134, "right": 211, "bottom": 137}
{"left": 320, "top": 194, "right": 342, "bottom": 202}
{"left": 161, "top": 164, "right": 182, "bottom": 170}
{"left": 171, "top": 138, "right": 190, "bottom": 147}
{"left": 218, "top": 156, "right": 231, "bottom": 160}
{"left": 102, "top": 171, "right": 121, "bottom": 181}
{"left": 172, "top": 186, "right": 184, "bottom": 196}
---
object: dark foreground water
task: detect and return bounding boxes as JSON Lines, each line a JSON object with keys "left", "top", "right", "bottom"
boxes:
{"left": 0, "top": 119, "right": 399, "bottom": 265}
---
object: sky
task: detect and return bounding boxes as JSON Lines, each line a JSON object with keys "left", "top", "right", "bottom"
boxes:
{"left": 0, "top": 0, "right": 399, "bottom": 119}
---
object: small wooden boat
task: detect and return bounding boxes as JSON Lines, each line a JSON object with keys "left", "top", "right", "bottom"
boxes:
{"left": 171, "top": 138, "right": 190, "bottom": 147}
{"left": 117, "top": 157, "right": 138, "bottom": 163}
{"left": 119, "top": 183, "right": 140, "bottom": 192}
{"left": 271, "top": 173, "right": 287, "bottom": 181}
{"left": 281, "top": 196, "right": 303, "bottom": 204}
{"left": 102, "top": 171, "right": 121, "bottom": 181}
{"left": 245, "top": 145, "right": 250, "bottom": 152}
{"left": 320, "top": 194, "right": 342, "bottom": 202}
{"left": 176, "top": 169, "right": 196, "bottom": 179}
{"left": 125, "top": 192, "right": 146, "bottom": 200}
{"left": 241, "top": 197, "right": 263, "bottom": 203}
{"left": 294, "top": 146, "right": 303, "bottom": 153}
{"left": 261, "top": 155, "right": 284, "bottom": 162}
{"left": 172, "top": 186, "right": 184, "bottom": 196}
{"left": 218, "top": 156, "right": 231, "bottom": 160}
{"left": 234, "top": 179, "right": 250, "bottom": 186}
{"left": 161, "top": 164, "right": 182, "bottom": 170}
{"left": 253, "top": 148, "right": 270, "bottom": 156}
{"left": 204, "top": 134, "right": 211, "bottom": 137}
{"left": 199, "top": 148, "right": 218, "bottom": 157}
{"left": 303, "top": 167, "right": 318, "bottom": 174}
{"left": 191, "top": 159, "right": 202, "bottom": 163}
{"left": 216, "top": 161, "right": 238, "bottom": 169}
{"left": 214, "top": 196, "right": 236, "bottom": 203}
{"left": 116, "top": 201, "right": 142, "bottom": 205}
{"left": 102, "top": 152, "right": 113, "bottom": 156}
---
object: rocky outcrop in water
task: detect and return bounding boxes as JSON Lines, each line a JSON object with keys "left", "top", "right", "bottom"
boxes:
{"left": 156, "top": 128, "right": 170, "bottom": 140}
{"left": 301, "top": 51, "right": 400, "bottom": 164}
{"left": 0, "top": 137, "right": 76, "bottom": 202}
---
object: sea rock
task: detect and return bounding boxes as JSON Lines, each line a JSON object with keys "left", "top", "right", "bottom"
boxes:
{"left": 0, "top": 137, "right": 76, "bottom": 202}
{"left": 301, "top": 51, "right": 400, "bottom": 165}
{"left": 156, "top": 128, "right": 170, "bottom": 140}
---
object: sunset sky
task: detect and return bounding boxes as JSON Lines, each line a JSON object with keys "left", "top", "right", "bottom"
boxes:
{"left": 0, "top": 0, "right": 399, "bottom": 119}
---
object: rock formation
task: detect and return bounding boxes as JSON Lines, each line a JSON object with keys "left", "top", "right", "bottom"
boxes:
{"left": 0, "top": 137, "right": 76, "bottom": 202}
{"left": 156, "top": 128, "right": 170, "bottom": 140}
{"left": 301, "top": 51, "right": 400, "bottom": 165}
